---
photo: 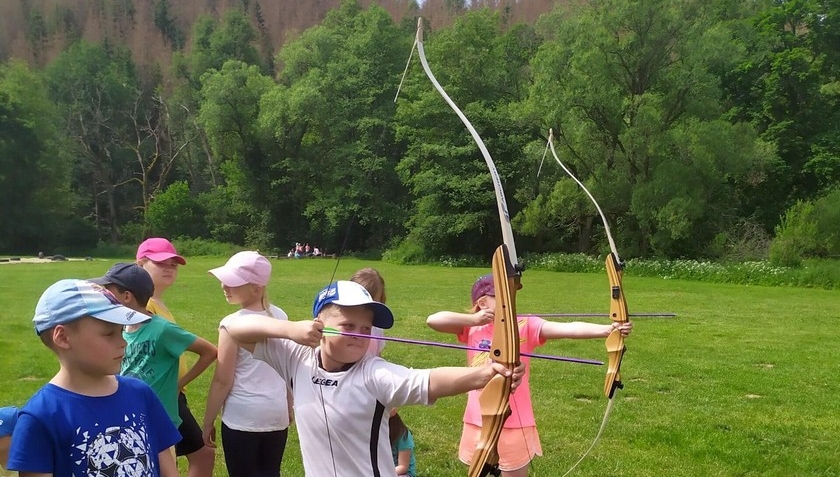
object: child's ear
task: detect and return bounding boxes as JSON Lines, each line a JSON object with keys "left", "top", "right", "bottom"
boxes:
{"left": 52, "top": 325, "right": 72, "bottom": 349}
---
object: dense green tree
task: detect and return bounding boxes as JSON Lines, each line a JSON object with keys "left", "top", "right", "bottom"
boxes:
{"left": 394, "top": 9, "right": 536, "bottom": 260}
{"left": 197, "top": 60, "right": 277, "bottom": 249}
{"left": 262, "top": 0, "right": 411, "bottom": 252}
{"left": 0, "top": 60, "right": 93, "bottom": 253}
{"left": 523, "top": 0, "right": 778, "bottom": 258}
{"left": 723, "top": 0, "right": 840, "bottom": 227}
{"left": 45, "top": 41, "right": 140, "bottom": 242}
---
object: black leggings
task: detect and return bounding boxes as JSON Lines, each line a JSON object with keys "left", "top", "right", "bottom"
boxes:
{"left": 221, "top": 422, "right": 288, "bottom": 477}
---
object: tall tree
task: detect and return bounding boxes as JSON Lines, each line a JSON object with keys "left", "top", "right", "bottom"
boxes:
{"left": 46, "top": 41, "right": 140, "bottom": 242}
{"left": 198, "top": 60, "right": 276, "bottom": 247}
{"left": 0, "top": 60, "right": 92, "bottom": 253}
{"left": 723, "top": 0, "right": 840, "bottom": 227}
{"left": 524, "top": 0, "right": 778, "bottom": 257}
{"left": 394, "top": 8, "right": 536, "bottom": 260}
{"left": 261, "top": 0, "right": 411, "bottom": 252}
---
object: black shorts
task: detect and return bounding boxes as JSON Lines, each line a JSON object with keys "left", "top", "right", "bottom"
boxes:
{"left": 175, "top": 391, "right": 206, "bottom": 456}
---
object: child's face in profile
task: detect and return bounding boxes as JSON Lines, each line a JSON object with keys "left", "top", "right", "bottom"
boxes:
{"left": 59, "top": 317, "right": 127, "bottom": 375}
{"left": 221, "top": 283, "right": 261, "bottom": 308}
{"left": 319, "top": 305, "right": 375, "bottom": 367}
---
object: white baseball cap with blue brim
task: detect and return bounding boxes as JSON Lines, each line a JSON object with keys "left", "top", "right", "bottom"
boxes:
{"left": 33, "top": 279, "right": 151, "bottom": 335}
{"left": 312, "top": 281, "right": 394, "bottom": 329}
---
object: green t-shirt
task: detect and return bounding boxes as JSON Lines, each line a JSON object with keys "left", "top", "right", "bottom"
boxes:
{"left": 121, "top": 315, "right": 196, "bottom": 426}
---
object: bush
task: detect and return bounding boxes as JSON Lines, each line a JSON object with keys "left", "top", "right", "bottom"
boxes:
{"left": 382, "top": 239, "right": 427, "bottom": 265}
{"left": 769, "top": 188, "right": 840, "bottom": 267}
{"left": 172, "top": 238, "right": 240, "bottom": 257}
{"left": 145, "top": 181, "right": 208, "bottom": 239}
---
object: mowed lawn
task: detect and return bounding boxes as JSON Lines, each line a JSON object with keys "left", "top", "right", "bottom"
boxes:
{"left": 0, "top": 257, "right": 837, "bottom": 477}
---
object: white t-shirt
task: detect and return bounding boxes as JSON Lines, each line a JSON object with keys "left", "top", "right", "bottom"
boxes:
{"left": 219, "top": 305, "right": 290, "bottom": 431}
{"left": 253, "top": 339, "right": 432, "bottom": 477}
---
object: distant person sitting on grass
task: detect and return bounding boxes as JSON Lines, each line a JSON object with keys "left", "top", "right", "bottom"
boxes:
{"left": 90, "top": 263, "right": 217, "bottom": 436}
{"left": 0, "top": 406, "right": 18, "bottom": 470}
{"left": 7, "top": 279, "right": 180, "bottom": 477}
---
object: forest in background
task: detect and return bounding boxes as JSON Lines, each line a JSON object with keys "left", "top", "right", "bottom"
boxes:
{"left": 1, "top": 0, "right": 838, "bottom": 267}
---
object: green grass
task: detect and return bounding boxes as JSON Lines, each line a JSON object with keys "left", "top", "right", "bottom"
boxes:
{"left": 1, "top": 257, "right": 838, "bottom": 476}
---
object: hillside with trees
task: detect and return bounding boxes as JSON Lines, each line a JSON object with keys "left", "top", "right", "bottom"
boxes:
{"left": 0, "top": 0, "right": 837, "bottom": 267}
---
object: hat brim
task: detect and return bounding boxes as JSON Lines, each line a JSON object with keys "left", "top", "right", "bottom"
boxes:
{"left": 370, "top": 303, "right": 394, "bottom": 329}
{"left": 90, "top": 306, "right": 151, "bottom": 327}
{"left": 208, "top": 267, "right": 249, "bottom": 287}
{"left": 142, "top": 252, "right": 186, "bottom": 265}
{"left": 88, "top": 276, "right": 112, "bottom": 286}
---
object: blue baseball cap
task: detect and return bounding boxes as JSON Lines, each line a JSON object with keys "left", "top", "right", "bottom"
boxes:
{"left": 312, "top": 281, "right": 394, "bottom": 329}
{"left": 89, "top": 263, "right": 155, "bottom": 304}
{"left": 33, "top": 279, "right": 151, "bottom": 335}
{"left": 0, "top": 406, "right": 18, "bottom": 437}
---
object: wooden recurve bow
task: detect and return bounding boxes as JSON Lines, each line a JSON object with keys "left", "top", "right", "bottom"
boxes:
{"left": 545, "top": 129, "right": 630, "bottom": 476}
{"left": 411, "top": 18, "right": 523, "bottom": 477}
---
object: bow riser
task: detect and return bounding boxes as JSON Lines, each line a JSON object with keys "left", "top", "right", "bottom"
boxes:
{"left": 604, "top": 253, "right": 628, "bottom": 399}
{"left": 468, "top": 245, "right": 520, "bottom": 477}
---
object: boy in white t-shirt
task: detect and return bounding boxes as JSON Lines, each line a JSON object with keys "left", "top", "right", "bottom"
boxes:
{"left": 223, "top": 280, "right": 524, "bottom": 477}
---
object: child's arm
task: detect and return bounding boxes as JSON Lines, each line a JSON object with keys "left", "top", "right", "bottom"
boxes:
{"left": 177, "top": 337, "right": 218, "bottom": 390}
{"left": 158, "top": 447, "right": 178, "bottom": 477}
{"left": 426, "top": 309, "right": 494, "bottom": 334}
{"left": 223, "top": 315, "right": 323, "bottom": 352}
{"left": 540, "top": 320, "right": 633, "bottom": 340}
{"left": 395, "top": 449, "right": 411, "bottom": 475}
{"left": 202, "top": 327, "right": 237, "bottom": 446}
{"left": 427, "top": 361, "right": 524, "bottom": 401}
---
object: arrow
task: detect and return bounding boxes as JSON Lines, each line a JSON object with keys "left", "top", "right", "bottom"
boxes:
{"left": 321, "top": 327, "right": 603, "bottom": 365}
{"left": 527, "top": 313, "right": 676, "bottom": 318}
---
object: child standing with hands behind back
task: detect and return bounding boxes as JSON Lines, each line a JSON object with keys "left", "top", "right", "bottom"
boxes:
{"left": 426, "top": 273, "right": 633, "bottom": 477}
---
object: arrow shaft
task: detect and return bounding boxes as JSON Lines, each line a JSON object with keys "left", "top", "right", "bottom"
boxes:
{"left": 322, "top": 328, "right": 603, "bottom": 365}
{"left": 528, "top": 313, "right": 675, "bottom": 318}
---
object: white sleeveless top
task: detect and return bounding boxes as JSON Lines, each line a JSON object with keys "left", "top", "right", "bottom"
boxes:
{"left": 219, "top": 305, "right": 290, "bottom": 431}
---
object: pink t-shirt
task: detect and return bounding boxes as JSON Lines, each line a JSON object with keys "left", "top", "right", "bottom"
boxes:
{"left": 457, "top": 315, "right": 546, "bottom": 429}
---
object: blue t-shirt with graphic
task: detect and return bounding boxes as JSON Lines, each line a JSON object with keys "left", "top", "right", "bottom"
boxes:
{"left": 7, "top": 375, "right": 181, "bottom": 476}
{"left": 391, "top": 429, "right": 416, "bottom": 477}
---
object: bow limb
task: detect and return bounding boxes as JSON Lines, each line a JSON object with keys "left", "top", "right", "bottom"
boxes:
{"left": 546, "top": 130, "right": 630, "bottom": 476}
{"left": 413, "top": 19, "right": 519, "bottom": 264}
{"left": 412, "top": 18, "right": 522, "bottom": 477}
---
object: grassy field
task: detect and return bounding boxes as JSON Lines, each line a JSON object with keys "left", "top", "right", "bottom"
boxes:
{"left": 0, "top": 257, "right": 838, "bottom": 476}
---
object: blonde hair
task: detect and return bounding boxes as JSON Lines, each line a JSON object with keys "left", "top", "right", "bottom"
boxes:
{"left": 261, "top": 288, "right": 273, "bottom": 317}
{"left": 350, "top": 268, "right": 386, "bottom": 303}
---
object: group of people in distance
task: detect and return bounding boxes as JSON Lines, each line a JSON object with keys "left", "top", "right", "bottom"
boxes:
{"left": 1, "top": 237, "right": 633, "bottom": 477}
{"left": 287, "top": 242, "right": 322, "bottom": 258}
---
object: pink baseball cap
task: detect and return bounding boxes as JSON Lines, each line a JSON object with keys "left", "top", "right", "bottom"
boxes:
{"left": 208, "top": 251, "right": 271, "bottom": 287}
{"left": 136, "top": 237, "right": 186, "bottom": 265}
